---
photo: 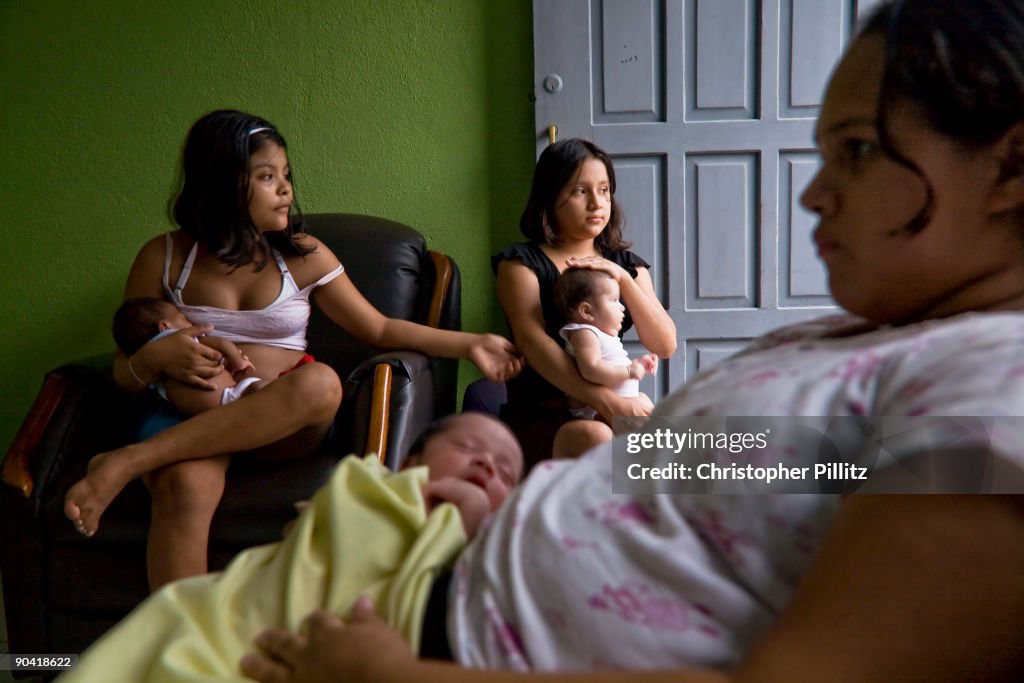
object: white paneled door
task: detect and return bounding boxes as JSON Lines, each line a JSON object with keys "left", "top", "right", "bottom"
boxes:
{"left": 533, "top": 0, "right": 883, "bottom": 401}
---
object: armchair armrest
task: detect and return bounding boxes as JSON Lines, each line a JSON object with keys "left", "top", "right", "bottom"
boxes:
{"left": 2, "top": 354, "right": 139, "bottom": 510}
{"left": 3, "top": 372, "right": 70, "bottom": 499}
{"left": 341, "top": 351, "right": 436, "bottom": 470}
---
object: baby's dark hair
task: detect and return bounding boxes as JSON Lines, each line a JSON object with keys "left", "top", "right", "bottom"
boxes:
{"left": 519, "top": 138, "right": 631, "bottom": 252}
{"left": 405, "top": 413, "right": 465, "bottom": 463}
{"left": 170, "top": 109, "right": 314, "bottom": 270}
{"left": 861, "top": 0, "right": 1024, "bottom": 233}
{"left": 113, "top": 297, "right": 176, "bottom": 355}
{"left": 404, "top": 411, "right": 519, "bottom": 465}
{"left": 553, "top": 267, "right": 614, "bottom": 324}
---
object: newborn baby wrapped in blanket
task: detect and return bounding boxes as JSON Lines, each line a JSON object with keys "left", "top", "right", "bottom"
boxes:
{"left": 58, "top": 455, "right": 467, "bottom": 682}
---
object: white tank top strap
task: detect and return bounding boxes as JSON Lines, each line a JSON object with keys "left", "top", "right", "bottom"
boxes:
{"left": 161, "top": 232, "right": 174, "bottom": 296}
{"left": 269, "top": 248, "right": 303, "bottom": 301}
{"left": 306, "top": 263, "right": 345, "bottom": 291}
{"left": 272, "top": 248, "right": 290, "bottom": 276}
{"left": 162, "top": 232, "right": 199, "bottom": 304}
{"left": 176, "top": 244, "right": 199, "bottom": 296}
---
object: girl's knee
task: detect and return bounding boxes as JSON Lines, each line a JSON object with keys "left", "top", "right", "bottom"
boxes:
{"left": 553, "top": 419, "right": 613, "bottom": 459}
{"left": 566, "top": 419, "right": 613, "bottom": 441}
{"left": 285, "top": 362, "right": 342, "bottom": 414}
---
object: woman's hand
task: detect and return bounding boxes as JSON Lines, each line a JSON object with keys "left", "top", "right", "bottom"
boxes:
{"left": 565, "top": 255, "right": 629, "bottom": 283}
{"left": 595, "top": 392, "right": 654, "bottom": 433}
{"left": 134, "top": 325, "right": 224, "bottom": 390}
{"left": 597, "top": 391, "right": 653, "bottom": 418}
{"left": 240, "top": 597, "right": 413, "bottom": 683}
{"left": 422, "top": 477, "right": 491, "bottom": 538}
{"left": 468, "top": 334, "right": 524, "bottom": 383}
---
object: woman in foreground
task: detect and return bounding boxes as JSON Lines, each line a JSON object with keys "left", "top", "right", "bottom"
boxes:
{"left": 242, "top": 1, "right": 1024, "bottom": 680}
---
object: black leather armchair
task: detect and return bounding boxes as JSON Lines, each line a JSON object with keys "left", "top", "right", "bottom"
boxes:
{"left": 0, "top": 213, "right": 461, "bottom": 670}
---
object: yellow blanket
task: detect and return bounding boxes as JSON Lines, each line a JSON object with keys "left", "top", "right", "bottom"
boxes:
{"left": 58, "top": 455, "right": 467, "bottom": 682}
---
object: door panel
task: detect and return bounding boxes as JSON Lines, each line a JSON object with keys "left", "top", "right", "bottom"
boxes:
{"left": 689, "top": 0, "right": 757, "bottom": 119}
{"left": 534, "top": 0, "right": 878, "bottom": 398}
{"left": 599, "top": 0, "right": 662, "bottom": 120}
{"left": 614, "top": 156, "right": 668, "bottom": 298}
{"left": 688, "top": 153, "right": 757, "bottom": 308}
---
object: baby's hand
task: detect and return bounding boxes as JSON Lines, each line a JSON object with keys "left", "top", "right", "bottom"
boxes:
{"left": 638, "top": 353, "right": 658, "bottom": 376}
{"left": 421, "top": 477, "right": 491, "bottom": 538}
{"left": 628, "top": 359, "right": 647, "bottom": 382}
{"left": 226, "top": 355, "right": 255, "bottom": 375}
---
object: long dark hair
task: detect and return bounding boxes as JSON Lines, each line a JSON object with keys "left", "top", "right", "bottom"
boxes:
{"left": 519, "top": 138, "right": 630, "bottom": 251}
{"left": 864, "top": 0, "right": 1024, "bottom": 233}
{"left": 170, "top": 109, "right": 313, "bottom": 269}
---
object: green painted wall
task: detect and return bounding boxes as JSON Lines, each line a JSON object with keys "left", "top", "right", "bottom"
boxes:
{"left": 0, "top": 1, "right": 536, "bottom": 453}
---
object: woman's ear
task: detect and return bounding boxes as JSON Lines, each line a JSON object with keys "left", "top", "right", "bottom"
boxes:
{"left": 990, "top": 122, "right": 1024, "bottom": 214}
{"left": 542, "top": 212, "right": 556, "bottom": 241}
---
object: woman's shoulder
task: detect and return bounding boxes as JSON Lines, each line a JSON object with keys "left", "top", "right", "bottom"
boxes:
{"left": 134, "top": 229, "right": 174, "bottom": 252}
{"left": 492, "top": 242, "right": 550, "bottom": 274}
{"left": 873, "top": 313, "right": 1024, "bottom": 444}
{"left": 895, "top": 311, "right": 1024, "bottom": 366}
{"left": 125, "top": 230, "right": 187, "bottom": 298}
{"left": 602, "top": 247, "right": 650, "bottom": 274}
{"left": 289, "top": 231, "right": 326, "bottom": 255}
{"left": 283, "top": 233, "right": 344, "bottom": 286}
{"left": 131, "top": 230, "right": 184, "bottom": 269}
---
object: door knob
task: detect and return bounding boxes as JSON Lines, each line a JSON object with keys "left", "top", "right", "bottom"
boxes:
{"left": 543, "top": 74, "right": 563, "bottom": 93}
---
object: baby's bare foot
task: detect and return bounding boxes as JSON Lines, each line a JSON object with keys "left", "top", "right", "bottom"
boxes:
{"left": 64, "top": 449, "right": 136, "bottom": 537}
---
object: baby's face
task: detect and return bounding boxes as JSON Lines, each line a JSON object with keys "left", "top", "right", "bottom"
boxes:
{"left": 417, "top": 413, "right": 523, "bottom": 512}
{"left": 584, "top": 275, "right": 625, "bottom": 335}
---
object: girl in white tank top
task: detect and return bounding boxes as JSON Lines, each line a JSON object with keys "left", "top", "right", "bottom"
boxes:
{"left": 63, "top": 110, "right": 524, "bottom": 593}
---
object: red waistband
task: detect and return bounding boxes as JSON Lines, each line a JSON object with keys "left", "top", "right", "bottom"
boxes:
{"left": 279, "top": 353, "right": 316, "bottom": 377}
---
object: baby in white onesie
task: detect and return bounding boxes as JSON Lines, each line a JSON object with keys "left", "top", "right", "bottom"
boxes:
{"left": 113, "top": 297, "right": 270, "bottom": 415}
{"left": 554, "top": 268, "right": 657, "bottom": 420}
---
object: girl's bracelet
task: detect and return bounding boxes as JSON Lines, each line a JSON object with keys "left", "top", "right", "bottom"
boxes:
{"left": 127, "top": 356, "right": 150, "bottom": 387}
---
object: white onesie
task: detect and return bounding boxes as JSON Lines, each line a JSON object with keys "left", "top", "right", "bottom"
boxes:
{"left": 559, "top": 323, "right": 638, "bottom": 419}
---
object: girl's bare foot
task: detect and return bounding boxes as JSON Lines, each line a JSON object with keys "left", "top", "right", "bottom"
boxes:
{"left": 63, "top": 449, "right": 137, "bottom": 537}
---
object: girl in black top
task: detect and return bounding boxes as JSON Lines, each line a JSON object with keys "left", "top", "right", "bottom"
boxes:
{"left": 493, "top": 139, "right": 676, "bottom": 468}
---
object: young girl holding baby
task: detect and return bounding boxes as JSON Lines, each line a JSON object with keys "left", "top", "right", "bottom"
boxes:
{"left": 493, "top": 139, "right": 676, "bottom": 467}
{"left": 63, "top": 110, "right": 522, "bottom": 590}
